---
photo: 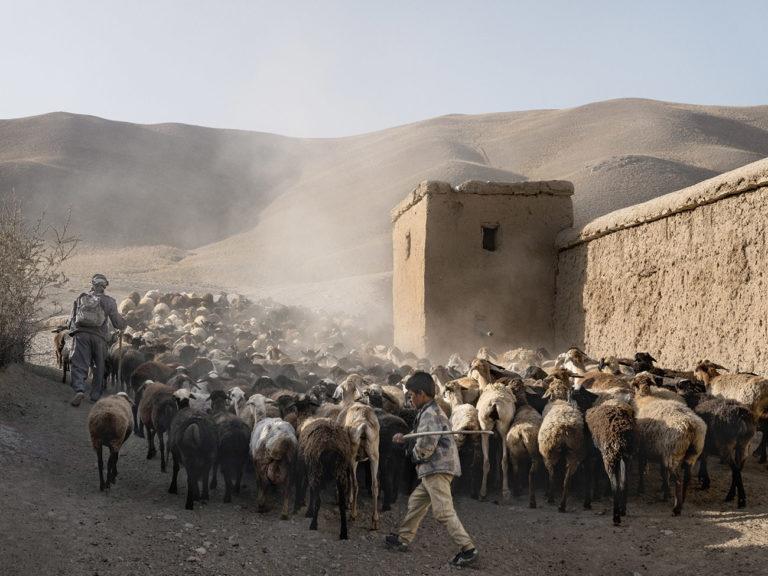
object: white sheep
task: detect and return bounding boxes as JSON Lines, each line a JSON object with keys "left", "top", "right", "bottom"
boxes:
{"left": 632, "top": 373, "right": 706, "bottom": 515}
{"left": 476, "top": 381, "right": 516, "bottom": 501}
{"left": 538, "top": 375, "right": 586, "bottom": 512}
{"left": 250, "top": 417, "right": 298, "bottom": 519}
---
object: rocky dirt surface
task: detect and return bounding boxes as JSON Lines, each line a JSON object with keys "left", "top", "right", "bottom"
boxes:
{"left": 1, "top": 363, "right": 767, "bottom": 576}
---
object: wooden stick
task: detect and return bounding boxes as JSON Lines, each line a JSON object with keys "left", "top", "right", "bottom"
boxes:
{"left": 402, "top": 430, "right": 494, "bottom": 440}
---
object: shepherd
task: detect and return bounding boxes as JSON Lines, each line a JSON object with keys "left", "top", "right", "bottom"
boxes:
{"left": 385, "top": 371, "right": 479, "bottom": 568}
{"left": 68, "top": 274, "right": 126, "bottom": 406}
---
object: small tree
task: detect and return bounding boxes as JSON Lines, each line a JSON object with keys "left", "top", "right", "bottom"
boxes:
{"left": 0, "top": 196, "right": 78, "bottom": 367}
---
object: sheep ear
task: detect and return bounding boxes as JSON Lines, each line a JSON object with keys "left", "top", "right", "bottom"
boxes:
{"left": 189, "top": 393, "right": 197, "bottom": 400}
{"left": 542, "top": 388, "right": 551, "bottom": 399}
{"left": 712, "top": 363, "right": 727, "bottom": 371}
{"left": 524, "top": 386, "right": 537, "bottom": 395}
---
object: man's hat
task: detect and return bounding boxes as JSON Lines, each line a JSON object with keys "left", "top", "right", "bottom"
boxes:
{"left": 91, "top": 273, "right": 109, "bottom": 286}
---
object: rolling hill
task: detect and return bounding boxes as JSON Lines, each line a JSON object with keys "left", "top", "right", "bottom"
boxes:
{"left": 3, "top": 99, "right": 768, "bottom": 315}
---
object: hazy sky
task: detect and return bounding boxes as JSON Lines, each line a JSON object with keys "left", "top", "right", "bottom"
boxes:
{"left": 2, "top": 0, "right": 767, "bottom": 137}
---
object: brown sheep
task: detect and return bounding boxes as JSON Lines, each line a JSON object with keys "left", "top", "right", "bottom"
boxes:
{"left": 138, "top": 382, "right": 178, "bottom": 472}
{"left": 299, "top": 418, "right": 353, "bottom": 539}
{"left": 88, "top": 392, "right": 134, "bottom": 491}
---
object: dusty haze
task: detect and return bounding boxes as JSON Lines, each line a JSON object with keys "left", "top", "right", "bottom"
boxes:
{"left": 2, "top": 98, "right": 768, "bottom": 318}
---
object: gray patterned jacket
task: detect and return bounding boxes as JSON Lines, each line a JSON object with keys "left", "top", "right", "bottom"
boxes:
{"left": 410, "top": 400, "right": 461, "bottom": 479}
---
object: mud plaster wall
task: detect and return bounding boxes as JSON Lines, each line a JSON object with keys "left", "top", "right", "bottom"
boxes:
{"left": 393, "top": 180, "right": 573, "bottom": 361}
{"left": 555, "top": 162, "right": 768, "bottom": 373}
{"left": 392, "top": 186, "right": 430, "bottom": 357}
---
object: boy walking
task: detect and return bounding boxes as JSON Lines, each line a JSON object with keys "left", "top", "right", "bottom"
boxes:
{"left": 385, "top": 371, "right": 479, "bottom": 568}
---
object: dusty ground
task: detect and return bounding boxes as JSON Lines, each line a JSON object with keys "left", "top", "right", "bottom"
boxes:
{"left": 1, "top": 363, "right": 767, "bottom": 576}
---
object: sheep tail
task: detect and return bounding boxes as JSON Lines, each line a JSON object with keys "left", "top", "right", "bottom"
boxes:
{"left": 488, "top": 404, "right": 500, "bottom": 421}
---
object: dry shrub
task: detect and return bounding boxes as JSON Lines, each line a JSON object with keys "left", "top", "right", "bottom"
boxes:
{"left": 0, "top": 196, "right": 78, "bottom": 367}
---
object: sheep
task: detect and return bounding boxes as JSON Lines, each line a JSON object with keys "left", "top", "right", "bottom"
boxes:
{"left": 504, "top": 379, "right": 543, "bottom": 508}
{"left": 554, "top": 347, "right": 597, "bottom": 379}
{"left": 362, "top": 383, "right": 405, "bottom": 414}
{"left": 694, "top": 361, "right": 768, "bottom": 464}
{"left": 239, "top": 392, "right": 266, "bottom": 425}
{"left": 538, "top": 374, "right": 586, "bottom": 512}
{"left": 298, "top": 417, "right": 353, "bottom": 539}
{"left": 250, "top": 417, "right": 298, "bottom": 519}
{"left": 137, "top": 382, "right": 178, "bottom": 472}
{"left": 469, "top": 357, "right": 517, "bottom": 389}
{"left": 676, "top": 379, "right": 756, "bottom": 508}
{"left": 51, "top": 326, "right": 70, "bottom": 382}
{"left": 376, "top": 411, "right": 410, "bottom": 512}
{"left": 476, "top": 381, "right": 516, "bottom": 501}
{"left": 87, "top": 392, "right": 134, "bottom": 491}
{"left": 209, "top": 390, "right": 251, "bottom": 503}
{"left": 571, "top": 385, "right": 636, "bottom": 525}
{"left": 448, "top": 403, "right": 482, "bottom": 498}
{"left": 168, "top": 400, "right": 219, "bottom": 510}
{"left": 579, "top": 370, "right": 631, "bottom": 392}
{"left": 631, "top": 373, "right": 706, "bottom": 515}
{"left": 335, "top": 374, "right": 381, "bottom": 530}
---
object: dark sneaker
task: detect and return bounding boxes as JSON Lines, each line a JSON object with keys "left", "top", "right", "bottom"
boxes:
{"left": 451, "top": 548, "right": 479, "bottom": 568}
{"left": 70, "top": 392, "right": 85, "bottom": 407}
{"left": 384, "top": 533, "right": 408, "bottom": 552}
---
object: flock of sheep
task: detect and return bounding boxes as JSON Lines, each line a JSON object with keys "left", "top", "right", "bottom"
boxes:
{"left": 72, "top": 289, "right": 768, "bottom": 541}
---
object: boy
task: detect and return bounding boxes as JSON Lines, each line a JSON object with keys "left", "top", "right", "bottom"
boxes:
{"left": 385, "top": 371, "right": 479, "bottom": 568}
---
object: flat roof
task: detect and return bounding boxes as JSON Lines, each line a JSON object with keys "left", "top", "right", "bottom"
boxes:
{"left": 391, "top": 179, "right": 574, "bottom": 223}
{"left": 557, "top": 157, "right": 768, "bottom": 249}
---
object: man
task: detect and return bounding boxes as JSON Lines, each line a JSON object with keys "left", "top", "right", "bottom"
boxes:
{"left": 385, "top": 371, "right": 479, "bottom": 568}
{"left": 68, "top": 274, "right": 126, "bottom": 406}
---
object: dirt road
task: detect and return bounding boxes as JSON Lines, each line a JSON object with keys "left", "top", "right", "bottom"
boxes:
{"left": 1, "top": 364, "right": 766, "bottom": 576}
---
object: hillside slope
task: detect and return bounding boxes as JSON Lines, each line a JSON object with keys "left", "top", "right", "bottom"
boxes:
{"left": 3, "top": 99, "right": 768, "bottom": 311}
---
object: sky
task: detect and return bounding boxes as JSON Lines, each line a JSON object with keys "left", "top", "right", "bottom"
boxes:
{"left": 1, "top": 0, "right": 767, "bottom": 138}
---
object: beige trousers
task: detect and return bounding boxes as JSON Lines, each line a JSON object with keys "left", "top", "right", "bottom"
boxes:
{"left": 397, "top": 473, "right": 474, "bottom": 551}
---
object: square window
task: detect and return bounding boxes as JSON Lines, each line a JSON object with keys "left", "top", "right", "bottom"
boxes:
{"left": 482, "top": 225, "right": 498, "bottom": 251}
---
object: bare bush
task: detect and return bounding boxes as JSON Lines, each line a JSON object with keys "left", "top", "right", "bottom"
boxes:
{"left": 0, "top": 196, "right": 78, "bottom": 367}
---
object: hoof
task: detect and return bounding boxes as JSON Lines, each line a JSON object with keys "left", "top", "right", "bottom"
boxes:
{"left": 529, "top": 502, "right": 537, "bottom": 509}
{"left": 558, "top": 505, "right": 566, "bottom": 513}
{"left": 382, "top": 504, "right": 391, "bottom": 512}
{"left": 584, "top": 503, "right": 592, "bottom": 510}
{"left": 672, "top": 508, "right": 681, "bottom": 516}
{"left": 168, "top": 486, "right": 178, "bottom": 494}
{"left": 309, "top": 524, "right": 318, "bottom": 531}
{"left": 613, "top": 518, "right": 621, "bottom": 526}
{"left": 340, "top": 533, "right": 348, "bottom": 540}
{"left": 185, "top": 504, "right": 194, "bottom": 511}
{"left": 280, "top": 514, "right": 289, "bottom": 521}
{"left": 223, "top": 495, "right": 232, "bottom": 504}
{"left": 738, "top": 500, "right": 746, "bottom": 509}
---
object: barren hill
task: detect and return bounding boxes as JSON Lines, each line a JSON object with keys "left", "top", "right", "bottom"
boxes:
{"left": 3, "top": 99, "right": 768, "bottom": 313}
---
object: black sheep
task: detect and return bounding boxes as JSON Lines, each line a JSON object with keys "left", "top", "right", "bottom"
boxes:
{"left": 209, "top": 390, "right": 251, "bottom": 503}
{"left": 376, "top": 411, "right": 410, "bottom": 511}
{"left": 168, "top": 406, "right": 219, "bottom": 510}
{"left": 676, "top": 379, "right": 756, "bottom": 508}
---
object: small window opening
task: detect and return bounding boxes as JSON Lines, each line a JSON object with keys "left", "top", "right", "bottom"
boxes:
{"left": 405, "top": 232, "right": 411, "bottom": 259}
{"left": 482, "top": 225, "right": 498, "bottom": 252}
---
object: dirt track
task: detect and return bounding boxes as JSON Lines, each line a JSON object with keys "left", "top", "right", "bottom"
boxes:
{"left": 1, "top": 363, "right": 767, "bottom": 576}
